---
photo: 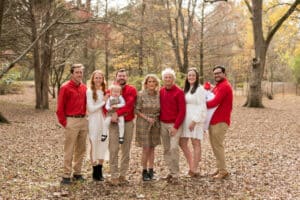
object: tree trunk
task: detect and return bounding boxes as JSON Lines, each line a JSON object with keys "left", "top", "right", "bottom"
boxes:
{"left": 138, "top": 1, "right": 146, "bottom": 76}
{"left": 199, "top": 2, "right": 205, "bottom": 84}
{"left": 244, "top": 0, "right": 265, "bottom": 107}
{"left": 0, "top": 0, "right": 6, "bottom": 37}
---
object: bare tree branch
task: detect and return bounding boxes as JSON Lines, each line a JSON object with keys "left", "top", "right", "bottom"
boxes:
{"left": 264, "top": 3, "right": 292, "bottom": 14}
{"left": 266, "top": 0, "right": 300, "bottom": 46}
{"left": 0, "top": 16, "right": 60, "bottom": 79}
{"left": 244, "top": 0, "right": 252, "bottom": 14}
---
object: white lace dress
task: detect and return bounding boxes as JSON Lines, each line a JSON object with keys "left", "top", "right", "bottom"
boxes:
{"left": 181, "top": 85, "right": 207, "bottom": 140}
{"left": 87, "top": 89, "right": 109, "bottom": 161}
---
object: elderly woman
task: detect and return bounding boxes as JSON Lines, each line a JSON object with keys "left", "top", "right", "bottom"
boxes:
{"left": 135, "top": 74, "right": 161, "bottom": 181}
{"left": 87, "top": 70, "right": 109, "bottom": 181}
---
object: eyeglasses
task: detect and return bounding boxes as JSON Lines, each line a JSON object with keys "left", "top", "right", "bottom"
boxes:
{"left": 213, "top": 71, "right": 223, "bottom": 75}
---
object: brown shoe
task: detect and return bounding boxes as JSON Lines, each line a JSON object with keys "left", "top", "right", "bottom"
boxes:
{"left": 167, "top": 176, "right": 179, "bottom": 184}
{"left": 210, "top": 170, "right": 219, "bottom": 177}
{"left": 213, "top": 171, "right": 229, "bottom": 180}
{"left": 109, "top": 178, "right": 120, "bottom": 186}
{"left": 188, "top": 170, "right": 200, "bottom": 178}
{"left": 119, "top": 175, "right": 129, "bottom": 184}
{"left": 161, "top": 174, "right": 172, "bottom": 181}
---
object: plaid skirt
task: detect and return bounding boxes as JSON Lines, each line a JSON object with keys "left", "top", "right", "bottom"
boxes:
{"left": 135, "top": 116, "right": 161, "bottom": 147}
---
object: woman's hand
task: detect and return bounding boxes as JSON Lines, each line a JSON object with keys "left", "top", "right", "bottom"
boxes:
{"left": 147, "top": 117, "right": 155, "bottom": 125}
{"left": 188, "top": 121, "right": 196, "bottom": 132}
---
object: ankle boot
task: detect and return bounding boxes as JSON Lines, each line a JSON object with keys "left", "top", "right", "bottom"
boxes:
{"left": 142, "top": 169, "right": 150, "bottom": 181}
{"left": 98, "top": 165, "right": 104, "bottom": 181}
{"left": 92, "top": 165, "right": 99, "bottom": 181}
{"left": 148, "top": 168, "right": 154, "bottom": 180}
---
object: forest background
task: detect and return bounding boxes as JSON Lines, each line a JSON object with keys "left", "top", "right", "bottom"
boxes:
{"left": 0, "top": 0, "right": 300, "bottom": 199}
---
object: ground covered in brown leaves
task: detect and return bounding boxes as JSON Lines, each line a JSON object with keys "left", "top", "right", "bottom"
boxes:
{"left": 0, "top": 85, "right": 299, "bottom": 199}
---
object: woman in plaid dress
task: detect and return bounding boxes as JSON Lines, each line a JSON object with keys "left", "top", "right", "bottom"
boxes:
{"left": 135, "top": 74, "right": 161, "bottom": 181}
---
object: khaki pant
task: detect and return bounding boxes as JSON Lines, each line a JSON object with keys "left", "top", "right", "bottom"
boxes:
{"left": 109, "top": 121, "right": 134, "bottom": 178}
{"left": 209, "top": 122, "right": 228, "bottom": 172}
{"left": 63, "top": 117, "right": 88, "bottom": 178}
{"left": 160, "top": 122, "right": 182, "bottom": 177}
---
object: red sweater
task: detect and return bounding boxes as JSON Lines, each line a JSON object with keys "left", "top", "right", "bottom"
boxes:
{"left": 207, "top": 78, "right": 233, "bottom": 126}
{"left": 56, "top": 80, "right": 87, "bottom": 127}
{"left": 160, "top": 85, "right": 186, "bottom": 129}
{"left": 116, "top": 84, "right": 137, "bottom": 122}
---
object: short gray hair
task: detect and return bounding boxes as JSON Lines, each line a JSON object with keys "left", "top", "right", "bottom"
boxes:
{"left": 161, "top": 68, "right": 176, "bottom": 79}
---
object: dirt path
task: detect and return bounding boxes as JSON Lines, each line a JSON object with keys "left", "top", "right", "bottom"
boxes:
{"left": 0, "top": 86, "right": 299, "bottom": 199}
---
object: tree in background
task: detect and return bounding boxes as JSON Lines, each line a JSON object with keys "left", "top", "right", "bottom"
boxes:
{"left": 243, "top": 0, "right": 300, "bottom": 107}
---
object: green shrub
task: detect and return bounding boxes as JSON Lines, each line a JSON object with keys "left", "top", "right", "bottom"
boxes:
{"left": 236, "top": 82, "right": 244, "bottom": 88}
{"left": 0, "top": 73, "right": 24, "bottom": 95}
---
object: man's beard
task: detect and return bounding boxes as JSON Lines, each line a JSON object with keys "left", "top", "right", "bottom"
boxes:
{"left": 118, "top": 80, "right": 126, "bottom": 86}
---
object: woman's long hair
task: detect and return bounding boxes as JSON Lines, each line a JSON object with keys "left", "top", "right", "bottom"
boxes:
{"left": 90, "top": 70, "right": 106, "bottom": 102}
{"left": 184, "top": 68, "right": 199, "bottom": 94}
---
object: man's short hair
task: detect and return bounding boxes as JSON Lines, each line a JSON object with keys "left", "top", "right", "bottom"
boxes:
{"left": 116, "top": 68, "right": 127, "bottom": 77}
{"left": 213, "top": 65, "right": 226, "bottom": 73}
{"left": 162, "top": 68, "right": 176, "bottom": 79}
{"left": 70, "top": 63, "right": 84, "bottom": 74}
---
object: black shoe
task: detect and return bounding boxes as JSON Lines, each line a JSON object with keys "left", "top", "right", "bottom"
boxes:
{"left": 92, "top": 166, "right": 99, "bottom": 181}
{"left": 98, "top": 165, "right": 104, "bottom": 181}
{"left": 101, "top": 135, "right": 107, "bottom": 142}
{"left": 73, "top": 174, "right": 85, "bottom": 182}
{"left": 61, "top": 177, "right": 71, "bottom": 185}
{"left": 142, "top": 169, "right": 151, "bottom": 181}
{"left": 148, "top": 168, "right": 155, "bottom": 180}
{"left": 119, "top": 137, "right": 124, "bottom": 144}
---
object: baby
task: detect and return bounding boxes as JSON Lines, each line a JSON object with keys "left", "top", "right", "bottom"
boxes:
{"left": 101, "top": 84, "right": 126, "bottom": 144}
{"left": 204, "top": 82, "right": 218, "bottom": 131}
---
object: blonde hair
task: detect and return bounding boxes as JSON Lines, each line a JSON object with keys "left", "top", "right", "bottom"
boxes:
{"left": 142, "top": 74, "right": 160, "bottom": 92}
{"left": 109, "top": 84, "right": 122, "bottom": 94}
{"left": 161, "top": 68, "right": 176, "bottom": 79}
{"left": 89, "top": 70, "right": 106, "bottom": 102}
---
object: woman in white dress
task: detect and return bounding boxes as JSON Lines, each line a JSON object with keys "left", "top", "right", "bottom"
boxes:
{"left": 87, "top": 70, "right": 109, "bottom": 181}
{"left": 180, "top": 68, "right": 207, "bottom": 177}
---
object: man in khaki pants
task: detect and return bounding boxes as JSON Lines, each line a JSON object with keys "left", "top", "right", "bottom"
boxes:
{"left": 159, "top": 68, "right": 186, "bottom": 183}
{"left": 56, "top": 64, "right": 88, "bottom": 185}
{"left": 206, "top": 65, "right": 233, "bottom": 179}
{"left": 108, "top": 69, "right": 137, "bottom": 185}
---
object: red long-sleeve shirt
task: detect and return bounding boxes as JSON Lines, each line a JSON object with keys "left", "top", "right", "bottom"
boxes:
{"left": 206, "top": 78, "right": 233, "bottom": 126}
{"left": 56, "top": 80, "right": 87, "bottom": 127}
{"left": 116, "top": 84, "right": 137, "bottom": 122}
{"left": 160, "top": 85, "right": 186, "bottom": 129}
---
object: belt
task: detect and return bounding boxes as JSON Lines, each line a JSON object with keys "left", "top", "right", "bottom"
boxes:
{"left": 66, "top": 115, "right": 85, "bottom": 118}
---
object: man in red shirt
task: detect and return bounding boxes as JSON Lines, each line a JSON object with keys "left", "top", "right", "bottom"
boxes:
{"left": 160, "top": 68, "right": 186, "bottom": 183}
{"left": 56, "top": 64, "right": 88, "bottom": 185}
{"left": 108, "top": 69, "right": 137, "bottom": 185}
{"left": 206, "top": 65, "right": 233, "bottom": 179}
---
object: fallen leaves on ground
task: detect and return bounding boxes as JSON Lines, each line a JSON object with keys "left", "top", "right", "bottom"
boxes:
{"left": 0, "top": 87, "right": 299, "bottom": 199}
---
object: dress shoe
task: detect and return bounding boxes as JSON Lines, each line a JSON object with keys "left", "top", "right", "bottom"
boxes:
{"left": 188, "top": 170, "right": 200, "bottom": 178}
{"left": 167, "top": 176, "right": 179, "bottom": 184}
{"left": 61, "top": 177, "right": 71, "bottom": 185}
{"left": 73, "top": 174, "right": 85, "bottom": 182}
{"left": 109, "top": 178, "right": 120, "bottom": 186}
{"left": 213, "top": 171, "right": 229, "bottom": 179}
{"left": 210, "top": 170, "right": 219, "bottom": 177}
{"left": 161, "top": 174, "right": 173, "bottom": 181}
{"left": 119, "top": 175, "right": 129, "bottom": 184}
